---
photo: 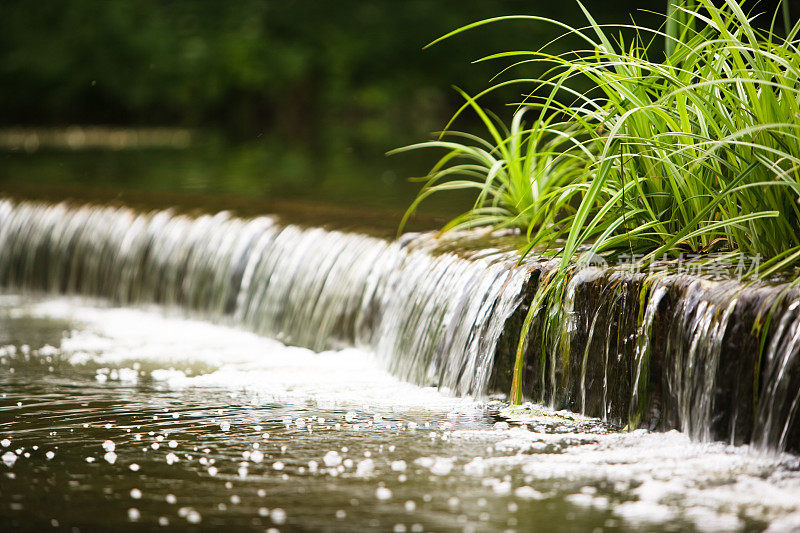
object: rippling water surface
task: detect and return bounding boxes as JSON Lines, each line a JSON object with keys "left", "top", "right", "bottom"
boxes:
{"left": 2, "top": 295, "right": 800, "bottom": 532}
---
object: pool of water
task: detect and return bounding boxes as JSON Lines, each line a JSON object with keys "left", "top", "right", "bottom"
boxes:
{"left": 2, "top": 295, "right": 800, "bottom": 532}
{"left": 0, "top": 142, "right": 475, "bottom": 237}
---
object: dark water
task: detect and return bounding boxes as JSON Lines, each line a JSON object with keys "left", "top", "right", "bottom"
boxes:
{"left": 3, "top": 296, "right": 800, "bottom": 532}
{"left": 0, "top": 141, "right": 472, "bottom": 235}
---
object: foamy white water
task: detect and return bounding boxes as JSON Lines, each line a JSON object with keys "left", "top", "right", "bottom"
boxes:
{"left": 3, "top": 295, "right": 800, "bottom": 532}
{"left": 20, "top": 297, "right": 479, "bottom": 413}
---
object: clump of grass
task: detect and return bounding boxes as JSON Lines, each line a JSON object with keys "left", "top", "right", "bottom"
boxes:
{"left": 389, "top": 88, "right": 592, "bottom": 244}
{"left": 396, "top": 0, "right": 800, "bottom": 403}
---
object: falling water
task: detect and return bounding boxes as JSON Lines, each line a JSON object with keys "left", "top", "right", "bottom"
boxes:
{"left": 0, "top": 199, "right": 528, "bottom": 397}
{"left": 754, "top": 298, "right": 800, "bottom": 451}
{"left": 2, "top": 198, "right": 800, "bottom": 451}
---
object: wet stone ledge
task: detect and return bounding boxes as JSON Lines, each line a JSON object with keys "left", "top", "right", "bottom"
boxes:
{"left": 490, "top": 261, "right": 800, "bottom": 453}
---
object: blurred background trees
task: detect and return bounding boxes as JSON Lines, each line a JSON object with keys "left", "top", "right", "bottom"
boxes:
{"left": 0, "top": 0, "right": 794, "bottom": 215}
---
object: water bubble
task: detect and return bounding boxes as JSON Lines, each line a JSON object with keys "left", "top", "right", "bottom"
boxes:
{"left": 429, "top": 458, "right": 453, "bottom": 476}
{"left": 356, "top": 459, "right": 375, "bottom": 477}
{"left": 2, "top": 451, "right": 17, "bottom": 466}
{"left": 323, "top": 451, "right": 341, "bottom": 467}
{"left": 336, "top": 510, "right": 346, "bottom": 519}
{"left": 273, "top": 461, "right": 285, "bottom": 471}
{"left": 102, "top": 440, "right": 115, "bottom": 452}
{"left": 270, "top": 508, "right": 287, "bottom": 524}
{"left": 375, "top": 487, "right": 392, "bottom": 500}
{"left": 127, "top": 508, "right": 140, "bottom": 521}
{"left": 219, "top": 421, "right": 231, "bottom": 432}
{"left": 186, "top": 510, "right": 201, "bottom": 524}
{"left": 166, "top": 494, "right": 177, "bottom": 504}
{"left": 168, "top": 440, "right": 178, "bottom": 448}
{"left": 514, "top": 486, "right": 544, "bottom": 500}
{"left": 104, "top": 451, "right": 117, "bottom": 464}
{"left": 129, "top": 463, "right": 140, "bottom": 472}
{"left": 492, "top": 480, "right": 512, "bottom": 495}
{"left": 345, "top": 411, "right": 357, "bottom": 422}
{"left": 404, "top": 500, "right": 416, "bottom": 512}
{"left": 45, "top": 451, "right": 55, "bottom": 460}
{"left": 1, "top": 439, "right": 10, "bottom": 448}
{"left": 391, "top": 460, "right": 407, "bottom": 472}
{"left": 165, "top": 452, "right": 179, "bottom": 465}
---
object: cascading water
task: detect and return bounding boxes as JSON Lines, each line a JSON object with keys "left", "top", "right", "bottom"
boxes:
{"left": 2, "top": 198, "right": 800, "bottom": 452}
{"left": 538, "top": 267, "right": 800, "bottom": 452}
{"left": 0, "top": 199, "right": 528, "bottom": 398}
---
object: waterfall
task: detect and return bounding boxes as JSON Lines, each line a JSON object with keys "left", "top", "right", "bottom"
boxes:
{"left": 2, "top": 198, "right": 800, "bottom": 451}
{"left": 0, "top": 199, "right": 528, "bottom": 397}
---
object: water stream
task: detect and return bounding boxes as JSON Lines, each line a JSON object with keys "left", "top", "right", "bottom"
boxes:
{"left": 2, "top": 199, "right": 800, "bottom": 531}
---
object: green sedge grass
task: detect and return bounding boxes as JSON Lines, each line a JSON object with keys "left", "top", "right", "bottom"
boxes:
{"left": 395, "top": 0, "right": 800, "bottom": 404}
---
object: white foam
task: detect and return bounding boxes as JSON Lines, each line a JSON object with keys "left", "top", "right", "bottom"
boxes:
{"left": 25, "top": 298, "right": 477, "bottom": 413}
{"left": 452, "top": 426, "right": 800, "bottom": 529}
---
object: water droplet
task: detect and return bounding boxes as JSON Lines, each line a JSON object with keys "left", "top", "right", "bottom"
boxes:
{"left": 323, "top": 451, "right": 341, "bottom": 467}
{"left": 270, "top": 508, "right": 286, "bottom": 525}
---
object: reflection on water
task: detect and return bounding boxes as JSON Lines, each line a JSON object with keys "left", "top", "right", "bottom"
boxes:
{"left": 2, "top": 296, "right": 800, "bottom": 532}
{"left": 0, "top": 138, "right": 473, "bottom": 231}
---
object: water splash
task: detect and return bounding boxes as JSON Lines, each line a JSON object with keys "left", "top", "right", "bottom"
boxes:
{"left": 3, "top": 198, "right": 800, "bottom": 451}
{"left": 0, "top": 199, "right": 528, "bottom": 397}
